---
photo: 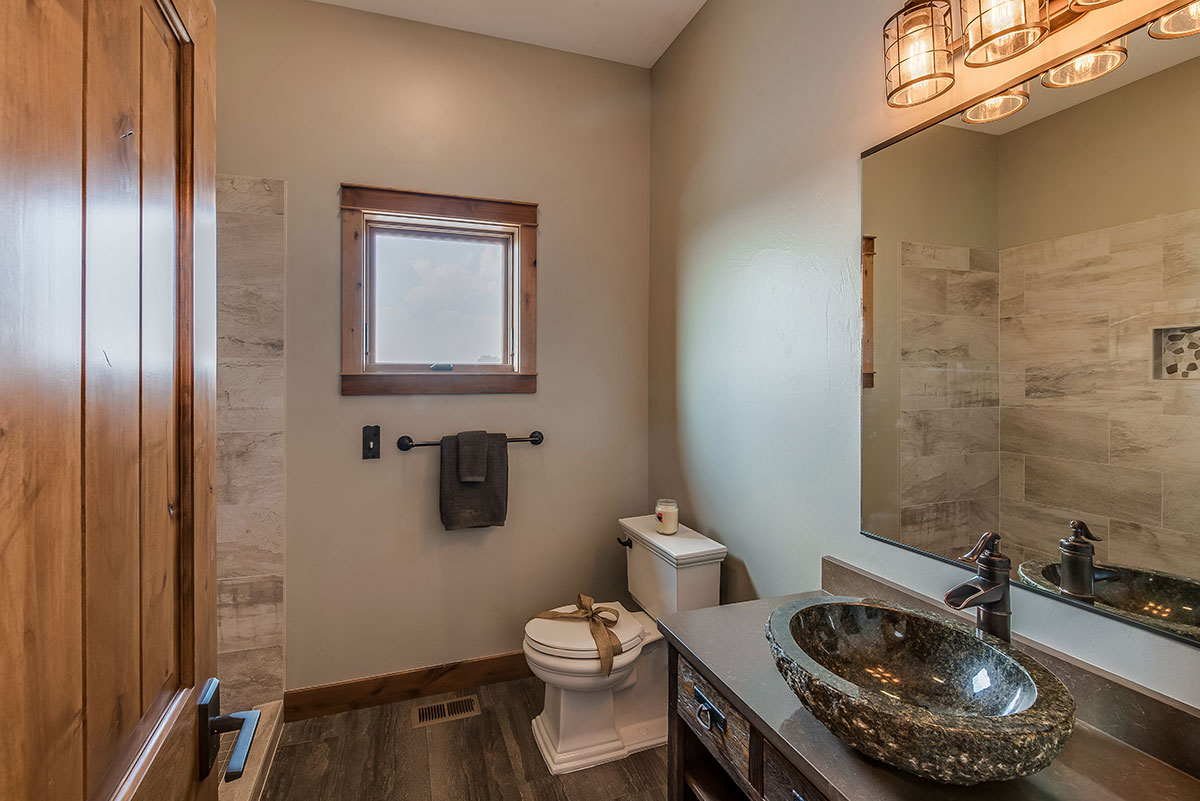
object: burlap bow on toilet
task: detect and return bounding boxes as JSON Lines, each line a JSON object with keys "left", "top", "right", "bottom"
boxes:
{"left": 533, "top": 594, "right": 624, "bottom": 677}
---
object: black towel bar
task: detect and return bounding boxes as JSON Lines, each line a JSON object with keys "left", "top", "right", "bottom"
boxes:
{"left": 396, "top": 431, "right": 544, "bottom": 452}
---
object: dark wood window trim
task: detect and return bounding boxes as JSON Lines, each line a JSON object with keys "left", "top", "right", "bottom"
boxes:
{"left": 340, "top": 184, "right": 538, "bottom": 395}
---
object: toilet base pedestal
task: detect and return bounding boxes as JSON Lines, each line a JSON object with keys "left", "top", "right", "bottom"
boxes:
{"left": 531, "top": 712, "right": 667, "bottom": 775}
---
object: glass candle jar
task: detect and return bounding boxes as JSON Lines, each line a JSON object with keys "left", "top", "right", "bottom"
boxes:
{"left": 655, "top": 499, "right": 679, "bottom": 535}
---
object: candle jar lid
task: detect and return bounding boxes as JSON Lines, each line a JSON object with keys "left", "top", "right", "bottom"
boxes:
{"left": 655, "top": 499, "right": 678, "bottom": 508}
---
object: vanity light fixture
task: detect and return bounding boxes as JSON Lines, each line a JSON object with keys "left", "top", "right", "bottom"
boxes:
{"left": 960, "top": 0, "right": 1050, "bottom": 66}
{"left": 1067, "top": 0, "right": 1124, "bottom": 9}
{"left": 1041, "top": 36, "right": 1128, "bottom": 87}
{"left": 1149, "top": 1, "right": 1200, "bottom": 38}
{"left": 961, "top": 82, "right": 1030, "bottom": 123}
{"left": 884, "top": 1, "right": 956, "bottom": 107}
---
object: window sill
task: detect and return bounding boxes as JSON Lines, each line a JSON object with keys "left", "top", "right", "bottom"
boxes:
{"left": 340, "top": 372, "right": 537, "bottom": 396}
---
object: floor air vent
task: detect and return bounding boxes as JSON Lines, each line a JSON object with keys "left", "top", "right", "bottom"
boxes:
{"left": 412, "top": 695, "right": 481, "bottom": 728}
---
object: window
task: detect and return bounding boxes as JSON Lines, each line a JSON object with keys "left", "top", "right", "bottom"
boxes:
{"left": 340, "top": 184, "right": 538, "bottom": 394}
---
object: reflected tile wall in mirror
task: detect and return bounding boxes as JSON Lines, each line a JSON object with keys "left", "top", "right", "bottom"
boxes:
{"left": 862, "top": 33, "right": 1200, "bottom": 644}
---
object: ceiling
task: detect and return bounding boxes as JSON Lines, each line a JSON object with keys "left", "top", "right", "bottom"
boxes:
{"left": 944, "top": 27, "right": 1200, "bottom": 135}
{"left": 309, "top": 0, "right": 708, "bottom": 68}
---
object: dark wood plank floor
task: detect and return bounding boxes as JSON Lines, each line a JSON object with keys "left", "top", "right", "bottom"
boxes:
{"left": 262, "top": 677, "right": 668, "bottom": 801}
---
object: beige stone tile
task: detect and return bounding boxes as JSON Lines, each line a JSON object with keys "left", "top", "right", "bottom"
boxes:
{"left": 217, "top": 431, "right": 285, "bottom": 505}
{"left": 901, "top": 266, "right": 946, "bottom": 315}
{"left": 218, "top": 284, "right": 285, "bottom": 359}
{"left": 1023, "top": 247, "right": 1163, "bottom": 315}
{"left": 900, "top": 454, "right": 950, "bottom": 506}
{"left": 1111, "top": 410, "right": 1200, "bottom": 473}
{"left": 217, "top": 359, "right": 285, "bottom": 434}
{"left": 1163, "top": 239, "right": 1200, "bottom": 298}
{"left": 1000, "top": 408, "right": 1109, "bottom": 462}
{"left": 218, "top": 503, "right": 285, "bottom": 579}
{"left": 970, "top": 498, "right": 1000, "bottom": 534}
{"left": 969, "top": 407, "right": 999, "bottom": 452}
{"left": 901, "top": 241, "right": 969, "bottom": 271}
{"left": 1000, "top": 453, "right": 1024, "bottom": 501}
{"left": 217, "top": 174, "right": 286, "bottom": 216}
{"left": 948, "top": 363, "right": 1000, "bottom": 408}
{"left": 1023, "top": 360, "right": 1163, "bottom": 413}
{"left": 900, "top": 363, "right": 949, "bottom": 410}
{"left": 946, "top": 272, "right": 998, "bottom": 317}
{"left": 1000, "top": 498, "right": 1110, "bottom": 559}
{"left": 900, "top": 409, "right": 968, "bottom": 459}
{"left": 1024, "top": 456, "right": 1162, "bottom": 526}
{"left": 218, "top": 210, "right": 287, "bottom": 287}
{"left": 1109, "top": 298, "right": 1200, "bottom": 362}
{"left": 218, "top": 574, "right": 284, "bottom": 653}
{"left": 1000, "top": 312, "right": 1109, "bottom": 364}
{"left": 1162, "top": 471, "right": 1200, "bottom": 536}
{"left": 900, "top": 501, "right": 969, "bottom": 551}
{"left": 1108, "top": 520, "right": 1200, "bottom": 579}
{"left": 1109, "top": 208, "right": 1200, "bottom": 253}
{"left": 218, "top": 646, "right": 284, "bottom": 711}
{"left": 1001, "top": 229, "right": 1109, "bottom": 273}
{"left": 948, "top": 452, "right": 999, "bottom": 500}
{"left": 1000, "top": 368, "right": 1025, "bottom": 407}
{"left": 970, "top": 248, "right": 999, "bottom": 273}
{"left": 1164, "top": 382, "right": 1200, "bottom": 416}
{"left": 999, "top": 258, "right": 1024, "bottom": 317}
{"left": 901, "top": 314, "right": 997, "bottom": 362}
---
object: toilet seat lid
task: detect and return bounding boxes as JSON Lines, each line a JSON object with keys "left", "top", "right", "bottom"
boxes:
{"left": 525, "top": 601, "right": 644, "bottom": 658}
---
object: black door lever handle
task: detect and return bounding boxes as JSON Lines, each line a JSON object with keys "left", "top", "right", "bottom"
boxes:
{"left": 198, "top": 678, "right": 261, "bottom": 782}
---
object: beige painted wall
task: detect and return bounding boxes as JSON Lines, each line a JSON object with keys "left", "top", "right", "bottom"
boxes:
{"left": 217, "top": 0, "right": 650, "bottom": 689}
{"left": 861, "top": 127, "right": 999, "bottom": 542}
{"left": 999, "top": 55, "right": 1200, "bottom": 249}
{"left": 651, "top": 0, "right": 1200, "bottom": 706}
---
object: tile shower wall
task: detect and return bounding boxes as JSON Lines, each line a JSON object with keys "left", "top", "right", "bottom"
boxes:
{"left": 898, "top": 241, "right": 1001, "bottom": 557}
{"left": 216, "top": 174, "right": 286, "bottom": 711}
{"left": 999, "top": 208, "right": 1200, "bottom": 578}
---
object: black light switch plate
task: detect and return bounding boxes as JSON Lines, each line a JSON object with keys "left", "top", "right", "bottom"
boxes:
{"left": 363, "top": 425, "right": 381, "bottom": 459}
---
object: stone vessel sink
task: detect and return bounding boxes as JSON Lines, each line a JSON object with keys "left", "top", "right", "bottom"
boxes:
{"left": 765, "top": 596, "right": 1075, "bottom": 785}
{"left": 1018, "top": 560, "right": 1200, "bottom": 642}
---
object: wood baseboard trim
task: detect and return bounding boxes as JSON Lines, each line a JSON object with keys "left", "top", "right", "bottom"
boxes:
{"left": 283, "top": 651, "right": 533, "bottom": 722}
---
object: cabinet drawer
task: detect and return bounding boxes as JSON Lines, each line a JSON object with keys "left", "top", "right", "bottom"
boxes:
{"left": 677, "top": 658, "right": 752, "bottom": 790}
{"left": 763, "top": 743, "right": 828, "bottom": 801}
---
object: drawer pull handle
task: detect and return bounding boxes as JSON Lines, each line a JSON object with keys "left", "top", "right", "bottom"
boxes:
{"left": 792, "top": 792, "right": 805, "bottom": 801}
{"left": 692, "top": 687, "right": 726, "bottom": 733}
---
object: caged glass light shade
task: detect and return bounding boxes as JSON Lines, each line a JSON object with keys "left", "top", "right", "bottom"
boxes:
{"left": 1041, "top": 37, "right": 1127, "bottom": 87}
{"left": 960, "top": 0, "right": 1050, "bottom": 66}
{"left": 1149, "top": 2, "right": 1200, "bottom": 39}
{"left": 884, "top": 1, "right": 956, "bottom": 107}
{"left": 961, "top": 82, "right": 1030, "bottom": 123}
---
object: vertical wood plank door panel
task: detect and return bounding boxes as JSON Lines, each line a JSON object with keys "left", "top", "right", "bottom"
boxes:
{"left": 0, "top": 3, "right": 87, "bottom": 801}
{"left": 84, "top": 0, "right": 147, "bottom": 789}
{"left": 139, "top": 5, "right": 182, "bottom": 711}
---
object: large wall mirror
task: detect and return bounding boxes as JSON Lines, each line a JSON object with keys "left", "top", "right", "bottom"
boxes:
{"left": 861, "top": 20, "right": 1200, "bottom": 646}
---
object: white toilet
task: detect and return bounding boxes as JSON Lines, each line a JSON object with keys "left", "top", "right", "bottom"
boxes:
{"left": 523, "top": 515, "right": 727, "bottom": 774}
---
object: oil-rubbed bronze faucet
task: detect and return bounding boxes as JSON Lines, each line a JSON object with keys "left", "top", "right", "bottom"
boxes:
{"left": 944, "top": 532, "right": 1011, "bottom": 642}
{"left": 1057, "top": 520, "right": 1116, "bottom": 602}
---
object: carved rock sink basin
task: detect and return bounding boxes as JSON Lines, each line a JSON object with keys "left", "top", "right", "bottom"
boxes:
{"left": 765, "top": 596, "right": 1075, "bottom": 785}
{"left": 1018, "top": 560, "right": 1200, "bottom": 642}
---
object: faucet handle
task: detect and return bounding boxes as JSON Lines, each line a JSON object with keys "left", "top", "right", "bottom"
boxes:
{"left": 1068, "top": 520, "right": 1102, "bottom": 542}
{"left": 960, "top": 532, "right": 1003, "bottom": 564}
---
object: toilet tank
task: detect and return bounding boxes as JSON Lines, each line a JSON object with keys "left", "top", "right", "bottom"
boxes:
{"left": 619, "top": 515, "right": 727, "bottom": 621}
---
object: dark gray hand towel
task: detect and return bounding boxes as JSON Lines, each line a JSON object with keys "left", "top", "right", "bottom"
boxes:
{"left": 456, "top": 430, "right": 489, "bottom": 483}
{"left": 440, "top": 432, "right": 508, "bottom": 530}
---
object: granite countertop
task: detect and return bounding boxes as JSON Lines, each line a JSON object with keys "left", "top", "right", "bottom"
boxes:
{"left": 658, "top": 593, "right": 1200, "bottom": 801}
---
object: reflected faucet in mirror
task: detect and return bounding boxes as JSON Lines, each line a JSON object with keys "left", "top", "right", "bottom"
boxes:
{"left": 1057, "top": 520, "right": 1116, "bottom": 602}
{"left": 944, "top": 532, "right": 1012, "bottom": 642}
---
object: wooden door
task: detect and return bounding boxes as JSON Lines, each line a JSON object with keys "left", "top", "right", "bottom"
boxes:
{"left": 1, "top": 1, "right": 218, "bottom": 800}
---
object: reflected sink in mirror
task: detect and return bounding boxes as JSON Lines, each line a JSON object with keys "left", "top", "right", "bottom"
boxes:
{"left": 765, "top": 596, "right": 1074, "bottom": 785}
{"left": 1018, "top": 560, "right": 1200, "bottom": 641}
